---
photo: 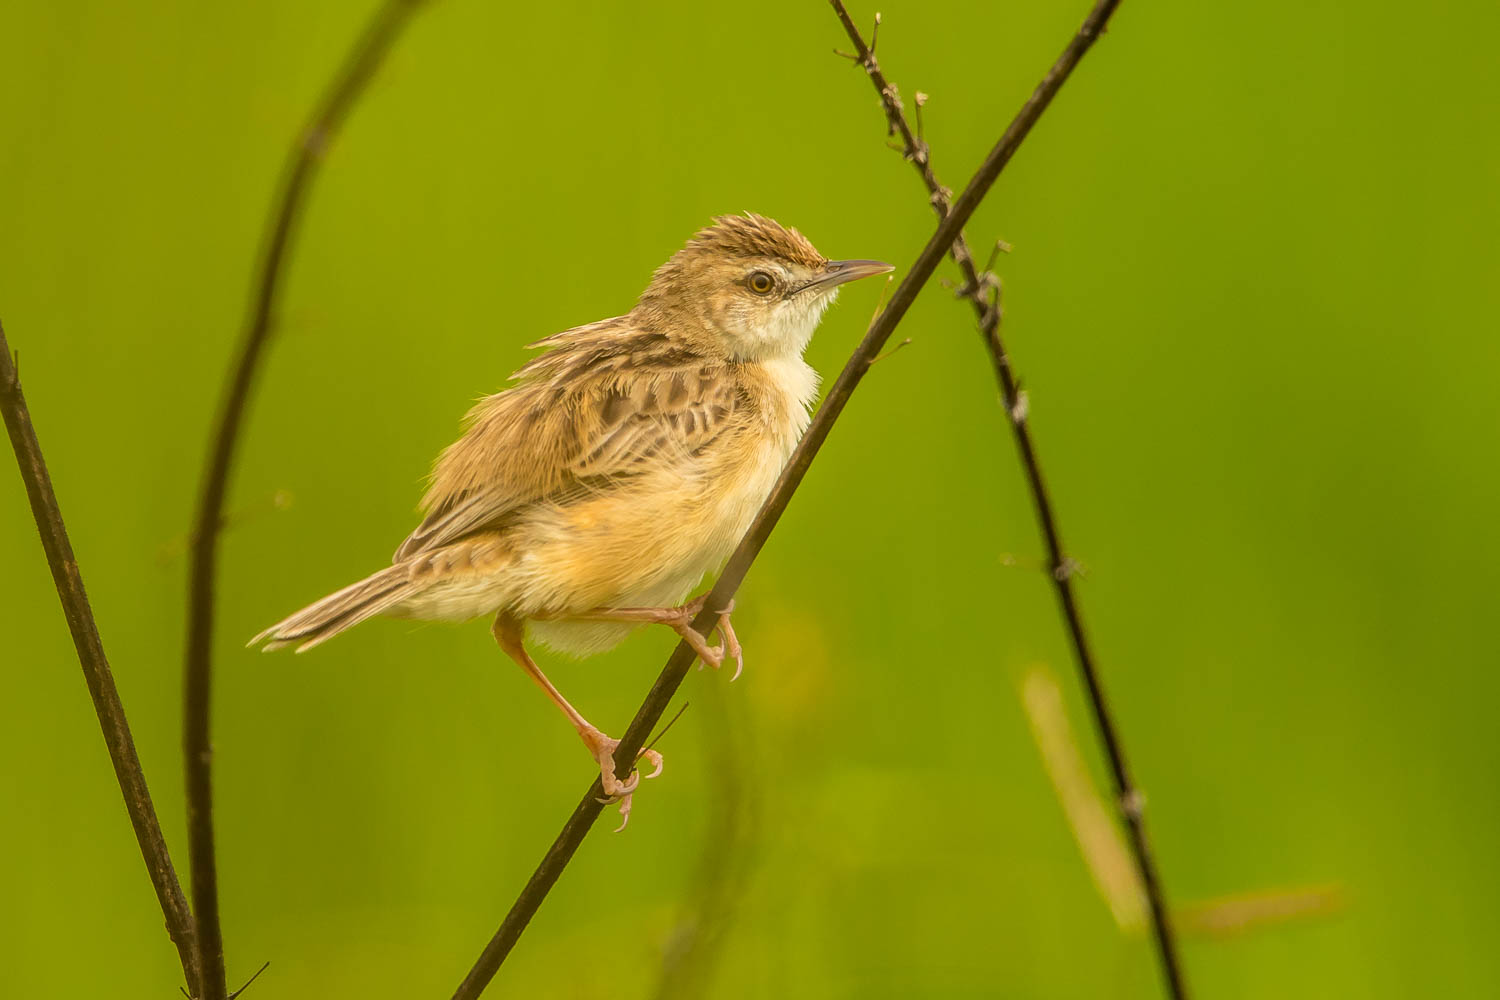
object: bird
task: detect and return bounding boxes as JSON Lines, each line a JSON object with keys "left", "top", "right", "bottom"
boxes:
{"left": 251, "top": 213, "right": 892, "bottom": 827}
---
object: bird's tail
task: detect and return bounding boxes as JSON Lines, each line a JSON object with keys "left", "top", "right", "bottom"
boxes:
{"left": 250, "top": 564, "right": 415, "bottom": 652}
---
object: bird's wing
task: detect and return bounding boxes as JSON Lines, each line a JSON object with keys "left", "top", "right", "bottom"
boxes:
{"left": 393, "top": 321, "right": 740, "bottom": 562}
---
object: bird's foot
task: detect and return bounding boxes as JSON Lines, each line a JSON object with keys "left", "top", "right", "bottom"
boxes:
{"left": 579, "top": 725, "right": 663, "bottom": 832}
{"left": 675, "top": 596, "right": 744, "bottom": 681}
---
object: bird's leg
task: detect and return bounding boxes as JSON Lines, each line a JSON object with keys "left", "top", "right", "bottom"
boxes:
{"left": 565, "top": 594, "right": 744, "bottom": 680}
{"left": 491, "top": 613, "right": 662, "bottom": 830}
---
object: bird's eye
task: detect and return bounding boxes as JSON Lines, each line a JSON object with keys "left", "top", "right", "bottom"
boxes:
{"left": 747, "top": 271, "right": 775, "bottom": 295}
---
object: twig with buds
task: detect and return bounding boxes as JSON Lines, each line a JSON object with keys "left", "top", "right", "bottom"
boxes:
{"left": 828, "top": 3, "right": 1189, "bottom": 999}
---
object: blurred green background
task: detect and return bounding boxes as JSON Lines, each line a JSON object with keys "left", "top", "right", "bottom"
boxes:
{"left": 3, "top": 0, "right": 1498, "bottom": 996}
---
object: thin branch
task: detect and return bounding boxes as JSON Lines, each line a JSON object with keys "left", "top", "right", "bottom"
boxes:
{"left": 0, "top": 322, "right": 202, "bottom": 995}
{"left": 644, "top": 700, "right": 691, "bottom": 753}
{"left": 227, "top": 960, "right": 271, "bottom": 1000}
{"left": 866, "top": 336, "right": 912, "bottom": 368}
{"left": 450, "top": 1, "right": 1126, "bottom": 992}
{"left": 829, "top": 4, "right": 1189, "bottom": 998}
{"left": 182, "top": 3, "right": 429, "bottom": 997}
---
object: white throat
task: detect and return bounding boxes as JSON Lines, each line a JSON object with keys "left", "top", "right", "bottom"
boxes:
{"left": 730, "top": 287, "right": 839, "bottom": 362}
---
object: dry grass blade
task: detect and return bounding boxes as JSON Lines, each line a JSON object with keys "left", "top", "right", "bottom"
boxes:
{"left": 1022, "top": 667, "right": 1147, "bottom": 932}
{"left": 1179, "top": 884, "right": 1347, "bottom": 938}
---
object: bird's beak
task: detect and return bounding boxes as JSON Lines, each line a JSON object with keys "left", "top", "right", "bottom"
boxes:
{"left": 809, "top": 258, "right": 895, "bottom": 291}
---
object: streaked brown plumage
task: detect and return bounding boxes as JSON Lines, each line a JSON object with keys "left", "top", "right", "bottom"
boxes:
{"left": 252, "top": 214, "right": 891, "bottom": 826}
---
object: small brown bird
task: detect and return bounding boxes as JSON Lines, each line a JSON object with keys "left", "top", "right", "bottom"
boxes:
{"left": 252, "top": 214, "right": 890, "bottom": 826}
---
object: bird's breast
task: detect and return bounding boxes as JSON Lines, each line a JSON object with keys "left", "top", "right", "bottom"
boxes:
{"left": 510, "top": 359, "right": 817, "bottom": 628}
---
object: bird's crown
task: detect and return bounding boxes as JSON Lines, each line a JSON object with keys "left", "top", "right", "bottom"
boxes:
{"left": 677, "top": 213, "right": 828, "bottom": 270}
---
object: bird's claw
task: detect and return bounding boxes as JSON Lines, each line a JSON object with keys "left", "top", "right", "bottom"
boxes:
{"left": 582, "top": 727, "right": 663, "bottom": 832}
{"left": 716, "top": 602, "right": 744, "bottom": 682}
{"left": 677, "top": 597, "right": 744, "bottom": 681}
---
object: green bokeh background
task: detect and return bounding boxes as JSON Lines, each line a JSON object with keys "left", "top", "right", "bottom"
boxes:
{"left": 3, "top": 0, "right": 1497, "bottom": 996}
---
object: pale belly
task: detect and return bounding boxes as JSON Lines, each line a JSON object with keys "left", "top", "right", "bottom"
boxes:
{"left": 525, "top": 436, "right": 787, "bottom": 655}
{"left": 395, "top": 432, "right": 792, "bottom": 656}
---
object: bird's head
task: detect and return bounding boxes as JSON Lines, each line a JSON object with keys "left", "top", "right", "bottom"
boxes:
{"left": 637, "top": 213, "right": 892, "bottom": 361}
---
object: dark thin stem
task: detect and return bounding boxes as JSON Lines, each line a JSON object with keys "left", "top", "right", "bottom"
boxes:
{"left": 829, "top": 3, "right": 1189, "bottom": 998}
{"left": 227, "top": 960, "right": 271, "bottom": 1000}
{"left": 0, "top": 322, "right": 202, "bottom": 996}
{"left": 181, "top": 3, "right": 428, "bottom": 997}
{"left": 450, "top": 2, "right": 1126, "bottom": 992}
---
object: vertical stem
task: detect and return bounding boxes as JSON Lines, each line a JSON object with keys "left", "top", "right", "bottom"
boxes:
{"left": 0, "top": 323, "right": 201, "bottom": 996}
{"left": 181, "top": 3, "right": 429, "bottom": 996}
{"left": 987, "top": 312, "right": 1189, "bottom": 999}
